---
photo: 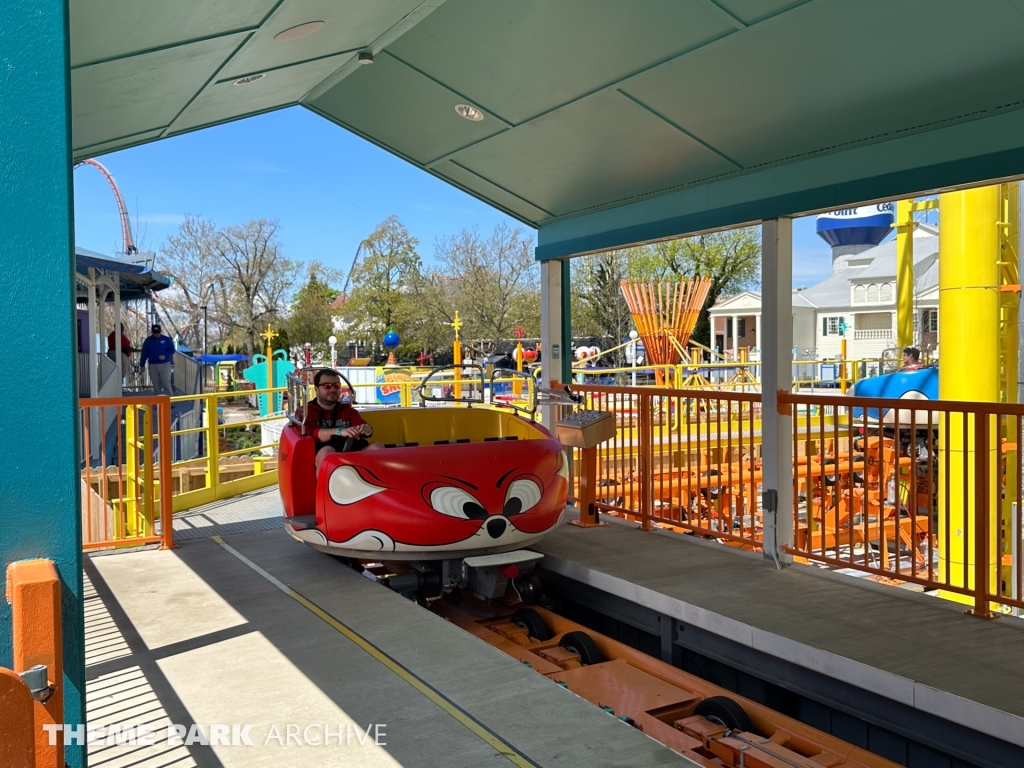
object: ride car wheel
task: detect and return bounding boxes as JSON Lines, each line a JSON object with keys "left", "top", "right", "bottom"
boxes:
{"left": 559, "top": 631, "right": 603, "bottom": 665}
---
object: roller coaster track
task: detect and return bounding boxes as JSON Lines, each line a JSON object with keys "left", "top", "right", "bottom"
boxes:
{"left": 74, "top": 158, "right": 137, "bottom": 257}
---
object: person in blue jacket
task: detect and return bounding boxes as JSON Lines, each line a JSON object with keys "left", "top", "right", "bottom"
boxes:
{"left": 140, "top": 324, "right": 175, "bottom": 397}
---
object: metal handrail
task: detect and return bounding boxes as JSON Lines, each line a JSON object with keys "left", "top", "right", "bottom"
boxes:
{"left": 488, "top": 367, "right": 538, "bottom": 420}
{"left": 416, "top": 364, "right": 486, "bottom": 405}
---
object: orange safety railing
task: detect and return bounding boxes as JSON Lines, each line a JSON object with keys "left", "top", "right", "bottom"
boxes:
{"left": 3, "top": 559, "right": 63, "bottom": 767}
{"left": 779, "top": 391, "right": 1024, "bottom": 617}
{"left": 0, "top": 668, "right": 34, "bottom": 767}
{"left": 79, "top": 396, "right": 174, "bottom": 551}
{"left": 569, "top": 384, "right": 764, "bottom": 547}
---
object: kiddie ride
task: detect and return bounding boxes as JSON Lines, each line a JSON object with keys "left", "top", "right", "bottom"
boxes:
{"left": 278, "top": 365, "right": 576, "bottom": 601}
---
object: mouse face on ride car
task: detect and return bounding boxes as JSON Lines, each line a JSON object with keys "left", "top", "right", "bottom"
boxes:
{"left": 311, "top": 439, "right": 568, "bottom": 555}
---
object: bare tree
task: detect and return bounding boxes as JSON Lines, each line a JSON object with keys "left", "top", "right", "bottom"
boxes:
{"left": 430, "top": 223, "right": 539, "bottom": 350}
{"left": 213, "top": 219, "right": 298, "bottom": 356}
{"left": 159, "top": 215, "right": 223, "bottom": 347}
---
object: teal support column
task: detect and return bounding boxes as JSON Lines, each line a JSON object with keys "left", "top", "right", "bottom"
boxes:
{"left": 561, "top": 258, "right": 572, "bottom": 384}
{"left": 0, "top": 1, "right": 84, "bottom": 766}
{"left": 760, "top": 218, "right": 794, "bottom": 566}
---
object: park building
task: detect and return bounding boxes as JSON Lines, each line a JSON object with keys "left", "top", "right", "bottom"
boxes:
{"left": 709, "top": 217, "right": 940, "bottom": 365}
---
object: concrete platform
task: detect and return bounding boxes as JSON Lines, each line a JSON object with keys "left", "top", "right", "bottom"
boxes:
{"left": 534, "top": 517, "right": 1024, "bottom": 759}
{"left": 84, "top": 508, "right": 697, "bottom": 767}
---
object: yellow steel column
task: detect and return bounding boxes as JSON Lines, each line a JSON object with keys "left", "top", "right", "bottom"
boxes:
{"left": 205, "top": 393, "right": 220, "bottom": 497}
{"left": 999, "top": 183, "right": 1019, "bottom": 603}
{"left": 839, "top": 337, "right": 847, "bottom": 395}
{"left": 451, "top": 311, "right": 463, "bottom": 399}
{"left": 896, "top": 198, "right": 916, "bottom": 350}
{"left": 998, "top": 183, "right": 1020, "bottom": 403}
{"left": 141, "top": 404, "right": 154, "bottom": 538}
{"left": 124, "top": 404, "right": 138, "bottom": 539}
{"left": 938, "top": 186, "right": 1000, "bottom": 605}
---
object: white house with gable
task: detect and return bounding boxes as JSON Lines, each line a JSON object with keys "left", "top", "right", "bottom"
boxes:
{"left": 709, "top": 290, "right": 816, "bottom": 360}
{"left": 709, "top": 226, "right": 939, "bottom": 361}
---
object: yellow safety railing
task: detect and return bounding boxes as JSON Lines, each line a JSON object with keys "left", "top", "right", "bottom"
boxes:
{"left": 169, "top": 386, "right": 289, "bottom": 512}
{"left": 570, "top": 358, "right": 899, "bottom": 392}
{"left": 79, "top": 396, "right": 174, "bottom": 550}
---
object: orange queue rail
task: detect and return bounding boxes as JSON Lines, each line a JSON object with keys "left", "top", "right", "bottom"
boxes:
{"left": 582, "top": 452, "right": 914, "bottom": 534}
{"left": 568, "top": 383, "right": 1024, "bottom": 613}
{"left": 0, "top": 667, "right": 34, "bottom": 767}
{"left": 779, "top": 389, "right": 1024, "bottom": 615}
{"left": 434, "top": 601, "right": 901, "bottom": 768}
{"left": 4, "top": 558, "right": 64, "bottom": 768}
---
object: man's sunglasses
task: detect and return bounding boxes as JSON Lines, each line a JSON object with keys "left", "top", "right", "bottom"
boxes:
{"left": 318, "top": 382, "right": 343, "bottom": 390}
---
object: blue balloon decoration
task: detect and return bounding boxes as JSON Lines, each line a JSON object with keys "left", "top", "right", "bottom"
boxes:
{"left": 383, "top": 330, "right": 401, "bottom": 349}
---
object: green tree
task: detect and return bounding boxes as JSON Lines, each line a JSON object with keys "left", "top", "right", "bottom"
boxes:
{"left": 340, "top": 216, "right": 423, "bottom": 362}
{"left": 640, "top": 228, "right": 761, "bottom": 347}
{"left": 571, "top": 250, "right": 634, "bottom": 367}
{"left": 570, "top": 227, "right": 760, "bottom": 359}
{"left": 571, "top": 246, "right": 674, "bottom": 365}
{"left": 285, "top": 262, "right": 341, "bottom": 362}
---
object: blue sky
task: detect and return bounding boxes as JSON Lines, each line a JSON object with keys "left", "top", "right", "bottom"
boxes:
{"left": 73, "top": 106, "right": 836, "bottom": 287}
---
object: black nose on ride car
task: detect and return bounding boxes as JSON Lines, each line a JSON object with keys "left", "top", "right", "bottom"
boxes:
{"left": 486, "top": 517, "right": 507, "bottom": 538}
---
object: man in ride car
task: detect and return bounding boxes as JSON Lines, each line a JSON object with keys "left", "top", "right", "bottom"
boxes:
{"left": 901, "top": 346, "right": 922, "bottom": 371}
{"left": 301, "top": 369, "right": 383, "bottom": 470}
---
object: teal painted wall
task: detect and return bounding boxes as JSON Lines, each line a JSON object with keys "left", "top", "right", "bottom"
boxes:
{"left": 0, "top": 1, "right": 85, "bottom": 766}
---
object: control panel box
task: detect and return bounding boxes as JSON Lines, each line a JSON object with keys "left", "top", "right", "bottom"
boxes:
{"left": 555, "top": 410, "right": 616, "bottom": 449}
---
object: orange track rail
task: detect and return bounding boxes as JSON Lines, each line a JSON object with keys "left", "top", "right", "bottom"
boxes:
{"left": 435, "top": 602, "right": 900, "bottom": 768}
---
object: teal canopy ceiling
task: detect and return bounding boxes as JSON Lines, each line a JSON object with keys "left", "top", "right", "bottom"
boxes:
{"left": 70, "top": 0, "right": 1024, "bottom": 258}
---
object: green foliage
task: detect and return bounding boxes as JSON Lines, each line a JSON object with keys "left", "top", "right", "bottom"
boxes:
{"left": 285, "top": 262, "right": 341, "bottom": 360}
{"left": 221, "top": 425, "right": 263, "bottom": 454}
{"left": 572, "top": 228, "right": 761, "bottom": 351}
{"left": 640, "top": 229, "right": 761, "bottom": 346}
{"left": 571, "top": 251, "right": 634, "bottom": 367}
{"left": 339, "top": 215, "right": 424, "bottom": 363}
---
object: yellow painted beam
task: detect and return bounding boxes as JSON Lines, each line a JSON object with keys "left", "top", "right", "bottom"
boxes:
{"left": 895, "top": 198, "right": 915, "bottom": 349}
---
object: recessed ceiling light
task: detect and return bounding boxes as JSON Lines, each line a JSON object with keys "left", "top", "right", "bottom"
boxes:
{"left": 274, "top": 21, "right": 325, "bottom": 41}
{"left": 358, "top": 52, "right": 374, "bottom": 65}
{"left": 231, "top": 73, "right": 266, "bottom": 86}
{"left": 455, "top": 104, "right": 484, "bottom": 121}
{"left": 232, "top": 73, "right": 267, "bottom": 86}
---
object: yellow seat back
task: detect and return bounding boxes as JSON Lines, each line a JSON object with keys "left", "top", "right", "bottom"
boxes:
{"left": 361, "top": 407, "right": 542, "bottom": 446}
